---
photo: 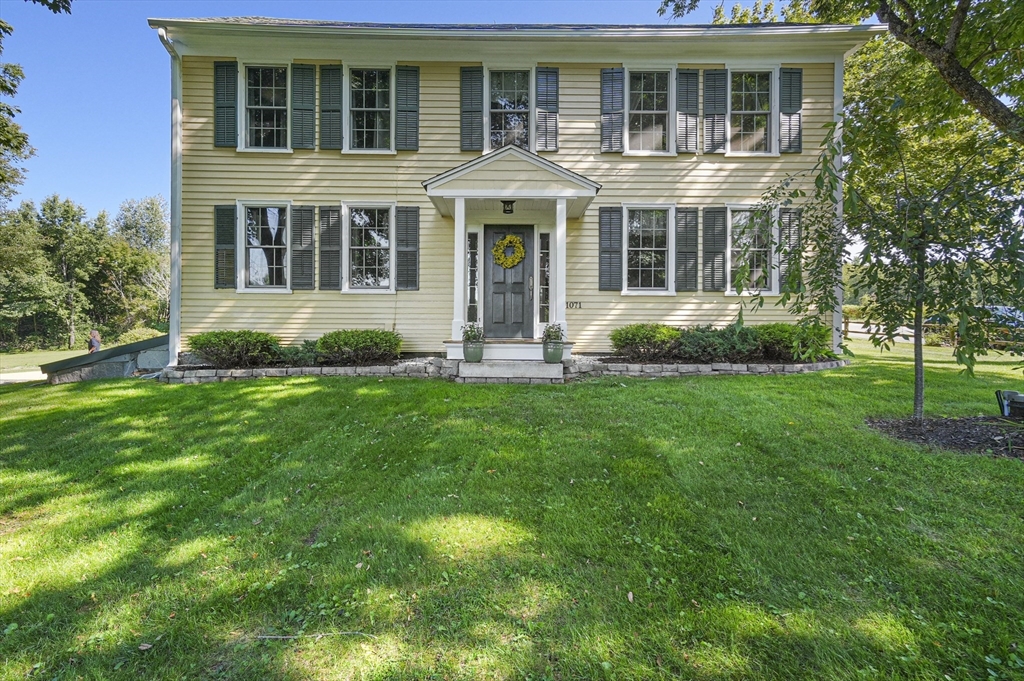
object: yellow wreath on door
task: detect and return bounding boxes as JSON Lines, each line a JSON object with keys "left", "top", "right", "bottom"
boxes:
{"left": 492, "top": 234, "right": 526, "bottom": 269}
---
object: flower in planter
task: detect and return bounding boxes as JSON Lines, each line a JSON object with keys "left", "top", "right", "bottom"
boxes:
{"left": 462, "top": 322, "right": 485, "bottom": 342}
{"left": 542, "top": 323, "right": 564, "bottom": 343}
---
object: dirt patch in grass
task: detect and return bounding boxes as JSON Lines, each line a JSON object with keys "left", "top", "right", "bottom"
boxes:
{"left": 867, "top": 416, "right": 1024, "bottom": 458}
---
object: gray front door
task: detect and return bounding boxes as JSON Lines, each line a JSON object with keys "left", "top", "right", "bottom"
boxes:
{"left": 484, "top": 226, "right": 533, "bottom": 339}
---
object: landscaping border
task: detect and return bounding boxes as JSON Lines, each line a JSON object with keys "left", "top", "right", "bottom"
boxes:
{"left": 158, "top": 358, "right": 849, "bottom": 384}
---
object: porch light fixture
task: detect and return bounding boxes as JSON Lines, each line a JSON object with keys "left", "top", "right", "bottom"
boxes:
{"left": 501, "top": 200, "right": 516, "bottom": 214}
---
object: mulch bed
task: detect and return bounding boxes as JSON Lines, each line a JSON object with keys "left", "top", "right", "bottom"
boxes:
{"left": 867, "top": 416, "right": 1024, "bottom": 458}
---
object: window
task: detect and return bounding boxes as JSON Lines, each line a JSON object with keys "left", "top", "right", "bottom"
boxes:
{"left": 245, "top": 66, "right": 288, "bottom": 148}
{"left": 245, "top": 206, "right": 288, "bottom": 288}
{"left": 626, "top": 209, "right": 669, "bottom": 290}
{"left": 628, "top": 71, "right": 669, "bottom": 152}
{"left": 489, "top": 70, "right": 530, "bottom": 150}
{"left": 730, "top": 209, "right": 772, "bottom": 291}
{"left": 730, "top": 72, "right": 772, "bottom": 153}
{"left": 539, "top": 233, "right": 551, "bottom": 323}
{"left": 348, "top": 207, "right": 391, "bottom": 289}
{"left": 350, "top": 69, "right": 391, "bottom": 150}
{"left": 467, "top": 232, "right": 480, "bottom": 323}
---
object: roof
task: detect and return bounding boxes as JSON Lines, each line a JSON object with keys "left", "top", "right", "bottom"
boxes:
{"left": 40, "top": 335, "right": 169, "bottom": 375}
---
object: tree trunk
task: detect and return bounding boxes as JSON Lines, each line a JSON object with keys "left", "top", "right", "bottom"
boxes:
{"left": 67, "top": 287, "right": 75, "bottom": 350}
{"left": 913, "top": 245, "right": 926, "bottom": 421}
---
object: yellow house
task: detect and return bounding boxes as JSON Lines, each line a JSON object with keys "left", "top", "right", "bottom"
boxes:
{"left": 149, "top": 17, "right": 881, "bottom": 363}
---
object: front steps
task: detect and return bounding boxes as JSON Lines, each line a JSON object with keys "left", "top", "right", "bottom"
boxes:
{"left": 454, "top": 359, "right": 564, "bottom": 384}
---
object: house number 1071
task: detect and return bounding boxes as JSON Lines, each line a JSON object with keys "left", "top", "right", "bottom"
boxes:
{"left": 566, "top": 301, "right": 582, "bottom": 309}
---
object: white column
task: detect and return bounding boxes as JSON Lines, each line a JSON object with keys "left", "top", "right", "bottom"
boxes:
{"left": 554, "top": 198, "right": 568, "bottom": 337}
{"left": 832, "top": 56, "right": 845, "bottom": 350}
{"left": 452, "top": 197, "right": 466, "bottom": 339}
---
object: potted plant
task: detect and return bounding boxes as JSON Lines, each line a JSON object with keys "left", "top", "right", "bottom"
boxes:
{"left": 542, "top": 323, "right": 565, "bottom": 364}
{"left": 462, "top": 322, "right": 485, "bottom": 363}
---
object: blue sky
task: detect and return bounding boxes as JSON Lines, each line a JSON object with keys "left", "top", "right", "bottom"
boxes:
{"left": 1, "top": 0, "right": 716, "bottom": 218}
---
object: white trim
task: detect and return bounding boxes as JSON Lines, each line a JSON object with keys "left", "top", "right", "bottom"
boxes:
{"left": 422, "top": 145, "right": 602, "bottom": 194}
{"left": 236, "top": 200, "right": 293, "bottom": 294}
{"left": 554, "top": 198, "right": 567, "bottom": 337}
{"left": 832, "top": 54, "right": 845, "bottom": 349}
{"left": 724, "top": 204, "right": 779, "bottom": 296}
{"left": 483, "top": 65, "right": 536, "bottom": 154}
{"left": 621, "top": 203, "right": 676, "bottom": 295}
{"left": 432, "top": 189, "right": 595, "bottom": 198}
{"left": 238, "top": 62, "right": 292, "bottom": 152}
{"left": 723, "top": 64, "right": 781, "bottom": 156}
{"left": 343, "top": 64, "right": 397, "bottom": 154}
{"left": 341, "top": 201, "right": 398, "bottom": 293}
{"left": 464, "top": 227, "right": 483, "bottom": 326}
{"left": 452, "top": 198, "right": 467, "bottom": 338}
{"left": 623, "top": 65, "right": 677, "bottom": 155}
{"left": 157, "top": 28, "right": 182, "bottom": 366}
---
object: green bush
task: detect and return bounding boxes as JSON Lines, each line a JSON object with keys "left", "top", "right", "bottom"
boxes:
{"left": 608, "top": 323, "right": 681, "bottom": 361}
{"left": 187, "top": 330, "right": 280, "bottom": 368}
{"left": 755, "top": 323, "right": 801, "bottom": 361}
{"left": 843, "top": 305, "right": 866, "bottom": 320}
{"left": 115, "top": 327, "right": 164, "bottom": 346}
{"left": 675, "top": 324, "right": 761, "bottom": 364}
{"left": 316, "top": 329, "right": 403, "bottom": 366}
{"left": 924, "top": 333, "right": 946, "bottom": 347}
{"left": 275, "top": 339, "right": 320, "bottom": 367}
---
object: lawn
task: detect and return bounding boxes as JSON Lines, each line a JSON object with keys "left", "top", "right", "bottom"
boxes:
{"left": 1, "top": 344, "right": 1023, "bottom": 680}
{"left": 0, "top": 349, "right": 83, "bottom": 374}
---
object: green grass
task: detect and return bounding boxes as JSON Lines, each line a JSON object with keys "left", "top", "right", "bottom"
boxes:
{"left": 0, "top": 349, "right": 83, "bottom": 374}
{"left": 1, "top": 346, "right": 1023, "bottom": 680}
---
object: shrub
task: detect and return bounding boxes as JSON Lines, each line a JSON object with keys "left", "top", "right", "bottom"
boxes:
{"left": 674, "top": 324, "right": 761, "bottom": 364}
{"left": 188, "top": 330, "right": 281, "bottom": 368}
{"left": 924, "top": 333, "right": 946, "bottom": 347}
{"left": 843, "top": 305, "right": 866, "bottom": 320}
{"left": 609, "top": 323, "right": 681, "bottom": 361}
{"left": 316, "top": 329, "right": 403, "bottom": 366}
{"left": 755, "top": 323, "right": 801, "bottom": 361}
{"left": 275, "top": 339, "right": 320, "bottom": 366}
{"left": 115, "top": 327, "right": 164, "bottom": 345}
{"left": 792, "top": 322, "right": 836, "bottom": 361}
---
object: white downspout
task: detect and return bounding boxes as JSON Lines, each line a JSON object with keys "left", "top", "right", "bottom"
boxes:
{"left": 158, "top": 28, "right": 183, "bottom": 366}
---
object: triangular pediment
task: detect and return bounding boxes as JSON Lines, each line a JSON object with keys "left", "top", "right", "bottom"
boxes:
{"left": 423, "top": 146, "right": 601, "bottom": 196}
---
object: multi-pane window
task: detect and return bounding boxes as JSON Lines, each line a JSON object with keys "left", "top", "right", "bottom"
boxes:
{"left": 730, "top": 72, "right": 772, "bottom": 153}
{"left": 350, "top": 69, "right": 391, "bottom": 150}
{"left": 245, "top": 206, "right": 287, "bottom": 287}
{"left": 628, "top": 71, "right": 669, "bottom": 152}
{"left": 490, "top": 70, "right": 530, "bottom": 150}
{"left": 467, "top": 232, "right": 480, "bottom": 323}
{"left": 730, "top": 209, "right": 772, "bottom": 291}
{"left": 246, "top": 67, "right": 288, "bottom": 148}
{"left": 626, "top": 209, "right": 668, "bottom": 290}
{"left": 539, "top": 233, "right": 551, "bottom": 323}
{"left": 349, "top": 208, "right": 391, "bottom": 289}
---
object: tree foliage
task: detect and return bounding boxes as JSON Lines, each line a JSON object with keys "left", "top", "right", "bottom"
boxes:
{"left": 660, "top": 0, "right": 1024, "bottom": 144}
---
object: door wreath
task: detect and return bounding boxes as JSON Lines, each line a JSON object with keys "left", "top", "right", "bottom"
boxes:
{"left": 492, "top": 234, "right": 526, "bottom": 269}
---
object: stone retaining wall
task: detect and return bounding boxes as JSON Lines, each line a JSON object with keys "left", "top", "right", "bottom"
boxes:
{"left": 159, "top": 357, "right": 848, "bottom": 384}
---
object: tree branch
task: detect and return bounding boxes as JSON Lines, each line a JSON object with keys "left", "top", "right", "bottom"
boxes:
{"left": 945, "top": 0, "right": 970, "bottom": 53}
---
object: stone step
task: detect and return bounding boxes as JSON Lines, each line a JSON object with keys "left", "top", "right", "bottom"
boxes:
{"left": 457, "top": 360, "right": 564, "bottom": 381}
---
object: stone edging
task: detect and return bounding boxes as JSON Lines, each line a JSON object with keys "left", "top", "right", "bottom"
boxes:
{"left": 159, "top": 357, "right": 849, "bottom": 384}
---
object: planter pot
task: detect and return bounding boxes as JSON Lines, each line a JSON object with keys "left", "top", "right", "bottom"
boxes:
{"left": 463, "top": 340, "right": 485, "bottom": 363}
{"left": 543, "top": 341, "right": 564, "bottom": 364}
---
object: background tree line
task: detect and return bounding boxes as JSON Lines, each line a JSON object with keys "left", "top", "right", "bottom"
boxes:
{"left": 0, "top": 195, "right": 169, "bottom": 350}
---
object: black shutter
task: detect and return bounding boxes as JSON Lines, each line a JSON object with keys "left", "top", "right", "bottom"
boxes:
{"left": 702, "top": 207, "right": 727, "bottom": 291}
{"left": 396, "top": 66, "right": 420, "bottom": 151}
{"left": 291, "top": 64, "right": 316, "bottom": 149}
{"left": 600, "top": 68, "right": 624, "bottom": 153}
{"left": 319, "top": 65, "right": 343, "bottom": 150}
{"left": 536, "top": 67, "right": 559, "bottom": 152}
{"left": 780, "top": 68, "right": 803, "bottom": 153}
{"left": 214, "top": 61, "right": 238, "bottom": 148}
{"left": 319, "top": 206, "right": 341, "bottom": 290}
{"left": 460, "top": 66, "right": 484, "bottom": 151}
{"left": 676, "top": 207, "right": 699, "bottom": 291}
{"left": 703, "top": 69, "right": 727, "bottom": 153}
{"left": 779, "top": 208, "right": 802, "bottom": 290}
{"left": 214, "top": 205, "right": 236, "bottom": 289}
{"left": 396, "top": 206, "right": 420, "bottom": 290}
{"left": 676, "top": 69, "right": 699, "bottom": 153}
{"left": 290, "top": 206, "right": 315, "bottom": 290}
{"left": 599, "top": 206, "right": 623, "bottom": 291}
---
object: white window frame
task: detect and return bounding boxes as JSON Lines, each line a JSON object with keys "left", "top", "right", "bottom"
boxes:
{"left": 725, "top": 204, "right": 780, "bottom": 296}
{"left": 343, "top": 65, "right": 397, "bottom": 155}
{"left": 238, "top": 63, "right": 293, "bottom": 153}
{"left": 623, "top": 66, "right": 676, "bottom": 157}
{"left": 235, "top": 199, "right": 292, "bottom": 294}
{"left": 483, "top": 65, "right": 536, "bottom": 154}
{"left": 621, "top": 203, "right": 676, "bottom": 296}
{"left": 465, "top": 228, "right": 483, "bottom": 324}
{"left": 724, "top": 64, "right": 781, "bottom": 157}
{"left": 341, "top": 201, "right": 397, "bottom": 294}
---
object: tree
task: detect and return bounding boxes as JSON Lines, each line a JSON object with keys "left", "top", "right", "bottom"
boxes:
{"left": 0, "top": 203, "right": 58, "bottom": 346}
{"left": 659, "top": 0, "right": 1024, "bottom": 145}
{"left": 114, "top": 196, "right": 169, "bottom": 252}
{"left": 0, "top": 0, "right": 73, "bottom": 204}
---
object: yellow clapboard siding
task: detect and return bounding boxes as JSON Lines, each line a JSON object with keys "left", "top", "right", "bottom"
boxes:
{"left": 180, "top": 56, "right": 834, "bottom": 353}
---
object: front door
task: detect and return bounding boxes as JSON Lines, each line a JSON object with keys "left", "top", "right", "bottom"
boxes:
{"left": 484, "top": 226, "right": 533, "bottom": 339}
